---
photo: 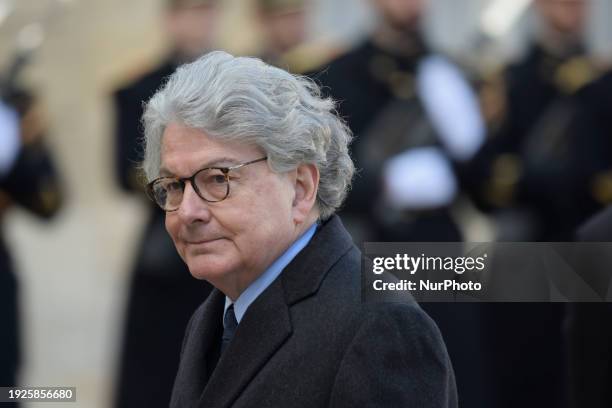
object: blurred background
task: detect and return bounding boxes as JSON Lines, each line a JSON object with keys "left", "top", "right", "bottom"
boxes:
{"left": 1, "top": 0, "right": 612, "bottom": 407}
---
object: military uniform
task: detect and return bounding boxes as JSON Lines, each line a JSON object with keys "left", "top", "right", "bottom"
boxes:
{"left": 564, "top": 69, "right": 612, "bottom": 216}
{"left": 0, "top": 91, "right": 62, "bottom": 399}
{"left": 465, "top": 42, "right": 603, "bottom": 240}
{"left": 315, "top": 36, "right": 463, "bottom": 243}
{"left": 113, "top": 59, "right": 212, "bottom": 408}
{"left": 463, "top": 43, "right": 608, "bottom": 408}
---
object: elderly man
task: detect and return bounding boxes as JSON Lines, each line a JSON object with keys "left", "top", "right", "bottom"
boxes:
{"left": 142, "top": 51, "right": 456, "bottom": 408}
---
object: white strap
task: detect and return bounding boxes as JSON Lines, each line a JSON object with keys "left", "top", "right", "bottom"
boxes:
{"left": 0, "top": 100, "right": 21, "bottom": 177}
{"left": 416, "top": 55, "right": 485, "bottom": 162}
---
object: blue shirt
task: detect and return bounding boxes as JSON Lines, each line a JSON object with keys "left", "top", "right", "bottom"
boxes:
{"left": 224, "top": 222, "right": 317, "bottom": 325}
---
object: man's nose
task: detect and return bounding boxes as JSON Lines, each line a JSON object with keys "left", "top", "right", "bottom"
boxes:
{"left": 177, "top": 181, "right": 211, "bottom": 223}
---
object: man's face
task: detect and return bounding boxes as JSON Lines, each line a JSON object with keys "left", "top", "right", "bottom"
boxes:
{"left": 260, "top": 10, "right": 307, "bottom": 54}
{"left": 166, "top": 5, "right": 219, "bottom": 61}
{"left": 535, "top": 0, "right": 588, "bottom": 35}
{"left": 373, "top": 0, "right": 426, "bottom": 31}
{"left": 161, "top": 123, "right": 299, "bottom": 294}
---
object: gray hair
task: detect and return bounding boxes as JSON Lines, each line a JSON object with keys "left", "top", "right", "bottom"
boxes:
{"left": 142, "top": 51, "right": 354, "bottom": 220}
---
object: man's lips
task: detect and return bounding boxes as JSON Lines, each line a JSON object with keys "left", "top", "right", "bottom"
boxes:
{"left": 184, "top": 237, "right": 225, "bottom": 245}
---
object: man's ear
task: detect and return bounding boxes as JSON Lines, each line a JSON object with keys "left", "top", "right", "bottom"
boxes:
{"left": 292, "top": 163, "right": 319, "bottom": 224}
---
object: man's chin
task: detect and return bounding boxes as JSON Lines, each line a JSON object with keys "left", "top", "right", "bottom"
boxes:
{"left": 185, "top": 255, "right": 233, "bottom": 282}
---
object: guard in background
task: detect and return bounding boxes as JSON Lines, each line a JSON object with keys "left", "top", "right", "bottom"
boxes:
{"left": 315, "top": 1, "right": 489, "bottom": 406}
{"left": 112, "top": 1, "right": 218, "bottom": 406}
{"left": 315, "top": 0, "right": 485, "bottom": 244}
{"left": 0, "top": 88, "right": 63, "bottom": 403}
{"left": 254, "top": 0, "right": 308, "bottom": 70}
{"left": 255, "top": 0, "right": 341, "bottom": 77}
{"left": 463, "top": 1, "right": 606, "bottom": 406}
{"left": 466, "top": 0, "right": 601, "bottom": 241}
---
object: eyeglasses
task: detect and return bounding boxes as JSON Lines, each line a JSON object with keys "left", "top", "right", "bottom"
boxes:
{"left": 146, "top": 157, "right": 268, "bottom": 211}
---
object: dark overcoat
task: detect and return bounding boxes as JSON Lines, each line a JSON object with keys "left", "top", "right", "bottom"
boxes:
{"left": 171, "top": 215, "right": 457, "bottom": 408}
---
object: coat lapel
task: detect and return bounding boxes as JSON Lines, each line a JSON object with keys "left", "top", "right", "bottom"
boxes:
{"left": 198, "top": 278, "right": 292, "bottom": 408}
{"left": 172, "top": 289, "right": 225, "bottom": 407}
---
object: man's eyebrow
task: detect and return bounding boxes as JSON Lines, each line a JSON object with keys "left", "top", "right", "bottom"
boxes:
{"left": 158, "top": 157, "right": 242, "bottom": 177}
{"left": 204, "top": 157, "right": 242, "bottom": 167}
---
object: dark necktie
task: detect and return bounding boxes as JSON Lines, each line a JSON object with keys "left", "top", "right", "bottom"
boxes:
{"left": 221, "top": 304, "right": 238, "bottom": 354}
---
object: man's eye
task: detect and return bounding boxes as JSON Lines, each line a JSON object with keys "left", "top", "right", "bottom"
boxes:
{"left": 166, "top": 181, "right": 182, "bottom": 191}
{"left": 209, "top": 174, "right": 226, "bottom": 184}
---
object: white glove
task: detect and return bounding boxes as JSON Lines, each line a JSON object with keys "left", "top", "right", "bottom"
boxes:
{"left": 0, "top": 100, "right": 21, "bottom": 177}
{"left": 383, "top": 146, "right": 457, "bottom": 210}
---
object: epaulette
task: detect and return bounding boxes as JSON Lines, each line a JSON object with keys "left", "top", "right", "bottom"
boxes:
{"left": 280, "top": 41, "right": 345, "bottom": 75}
{"left": 591, "top": 170, "right": 612, "bottom": 206}
{"left": 554, "top": 56, "right": 602, "bottom": 95}
{"left": 37, "top": 182, "right": 62, "bottom": 217}
{"left": 109, "top": 55, "right": 166, "bottom": 92}
{"left": 483, "top": 153, "right": 522, "bottom": 207}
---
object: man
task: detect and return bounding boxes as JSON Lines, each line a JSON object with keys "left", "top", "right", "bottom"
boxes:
{"left": 316, "top": 0, "right": 485, "bottom": 243}
{"left": 141, "top": 51, "right": 457, "bottom": 407}
{"left": 112, "top": 1, "right": 218, "bottom": 406}
{"left": 0, "top": 91, "right": 63, "bottom": 405}
{"left": 467, "top": 0, "right": 599, "bottom": 240}
{"left": 463, "top": 2, "right": 604, "bottom": 406}
{"left": 254, "top": 0, "right": 308, "bottom": 70}
{"left": 255, "top": 0, "right": 338, "bottom": 79}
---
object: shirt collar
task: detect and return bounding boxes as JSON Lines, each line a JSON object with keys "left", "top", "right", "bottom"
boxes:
{"left": 224, "top": 222, "right": 318, "bottom": 325}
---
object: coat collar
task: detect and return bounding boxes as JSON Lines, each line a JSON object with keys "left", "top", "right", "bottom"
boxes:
{"left": 281, "top": 215, "right": 356, "bottom": 305}
{"left": 172, "top": 289, "right": 225, "bottom": 407}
